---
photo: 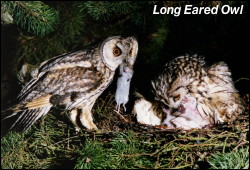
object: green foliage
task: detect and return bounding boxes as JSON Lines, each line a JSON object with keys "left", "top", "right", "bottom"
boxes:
{"left": 14, "top": 3, "right": 86, "bottom": 68}
{"left": 1, "top": 109, "right": 72, "bottom": 169}
{"left": 1, "top": 133, "right": 26, "bottom": 169}
{"left": 1, "top": 94, "right": 249, "bottom": 169}
{"left": 207, "top": 146, "right": 249, "bottom": 169}
{"left": 107, "top": 132, "right": 145, "bottom": 169}
{"left": 77, "top": 1, "right": 148, "bottom": 22}
{"left": 74, "top": 140, "right": 107, "bottom": 169}
{"left": 142, "top": 24, "right": 169, "bottom": 64}
{"left": 74, "top": 132, "right": 145, "bottom": 169}
{"left": 2, "top": 1, "right": 59, "bottom": 36}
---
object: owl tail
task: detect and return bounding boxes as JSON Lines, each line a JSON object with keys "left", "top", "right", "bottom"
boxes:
{"left": 1, "top": 95, "right": 53, "bottom": 136}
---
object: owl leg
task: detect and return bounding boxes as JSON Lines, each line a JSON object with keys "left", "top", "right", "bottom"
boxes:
{"left": 80, "top": 107, "right": 98, "bottom": 130}
{"left": 69, "top": 109, "right": 81, "bottom": 132}
{"left": 79, "top": 101, "right": 98, "bottom": 130}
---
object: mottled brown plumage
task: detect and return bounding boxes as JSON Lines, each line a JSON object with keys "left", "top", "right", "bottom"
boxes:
{"left": 1, "top": 36, "right": 138, "bottom": 135}
{"left": 153, "top": 55, "right": 244, "bottom": 128}
{"left": 134, "top": 54, "right": 244, "bottom": 129}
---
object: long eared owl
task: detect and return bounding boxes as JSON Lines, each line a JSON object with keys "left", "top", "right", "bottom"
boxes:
{"left": 1, "top": 36, "right": 138, "bottom": 135}
{"left": 134, "top": 55, "right": 244, "bottom": 129}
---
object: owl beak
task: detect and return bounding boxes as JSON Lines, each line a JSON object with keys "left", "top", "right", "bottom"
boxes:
{"left": 122, "top": 58, "right": 127, "bottom": 64}
{"left": 178, "top": 104, "right": 186, "bottom": 114}
{"left": 122, "top": 57, "right": 131, "bottom": 66}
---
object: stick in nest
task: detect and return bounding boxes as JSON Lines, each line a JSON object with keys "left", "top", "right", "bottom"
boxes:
{"left": 113, "top": 109, "right": 129, "bottom": 123}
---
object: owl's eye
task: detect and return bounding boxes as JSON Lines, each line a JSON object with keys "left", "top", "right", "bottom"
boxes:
{"left": 173, "top": 94, "right": 181, "bottom": 101}
{"left": 113, "top": 47, "right": 122, "bottom": 56}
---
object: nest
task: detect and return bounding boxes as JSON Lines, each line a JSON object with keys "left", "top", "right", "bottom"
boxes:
{"left": 2, "top": 93, "right": 248, "bottom": 169}
{"left": 87, "top": 93, "right": 249, "bottom": 168}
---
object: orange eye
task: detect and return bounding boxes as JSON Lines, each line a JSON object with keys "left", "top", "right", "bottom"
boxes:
{"left": 174, "top": 94, "right": 181, "bottom": 101}
{"left": 113, "top": 47, "right": 122, "bottom": 56}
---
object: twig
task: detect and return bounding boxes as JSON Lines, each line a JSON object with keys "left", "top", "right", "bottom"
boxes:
{"left": 16, "top": 1, "right": 47, "bottom": 21}
{"left": 48, "top": 136, "right": 80, "bottom": 147}
{"left": 120, "top": 139, "right": 178, "bottom": 158}
{"left": 179, "top": 143, "right": 222, "bottom": 148}
{"left": 234, "top": 77, "right": 249, "bottom": 83}
{"left": 113, "top": 109, "right": 129, "bottom": 123}
{"left": 170, "top": 147, "right": 180, "bottom": 167}
{"left": 120, "top": 152, "right": 153, "bottom": 157}
{"left": 155, "top": 153, "right": 161, "bottom": 169}
{"left": 232, "top": 141, "right": 248, "bottom": 152}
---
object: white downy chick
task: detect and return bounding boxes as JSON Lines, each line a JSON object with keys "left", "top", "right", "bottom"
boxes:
{"left": 163, "top": 94, "right": 210, "bottom": 129}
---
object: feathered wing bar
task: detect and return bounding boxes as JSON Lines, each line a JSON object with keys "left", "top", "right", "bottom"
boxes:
{"left": 1, "top": 95, "right": 52, "bottom": 135}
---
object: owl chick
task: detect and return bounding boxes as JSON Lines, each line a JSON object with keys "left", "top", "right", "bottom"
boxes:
{"left": 134, "top": 54, "right": 244, "bottom": 130}
{"left": 151, "top": 54, "right": 244, "bottom": 128}
{"left": 1, "top": 36, "right": 138, "bottom": 136}
{"left": 133, "top": 93, "right": 164, "bottom": 126}
{"left": 115, "top": 64, "right": 134, "bottom": 112}
{"left": 161, "top": 94, "right": 210, "bottom": 129}
{"left": 133, "top": 93, "right": 208, "bottom": 129}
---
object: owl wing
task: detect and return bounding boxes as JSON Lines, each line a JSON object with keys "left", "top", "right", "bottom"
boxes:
{"left": 206, "top": 62, "right": 244, "bottom": 122}
{"left": 207, "top": 61, "right": 234, "bottom": 90}
{"left": 2, "top": 55, "right": 104, "bottom": 135}
{"left": 18, "top": 50, "right": 94, "bottom": 100}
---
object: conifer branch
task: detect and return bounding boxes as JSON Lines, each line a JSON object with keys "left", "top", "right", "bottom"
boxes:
{"left": 1, "top": 1, "right": 59, "bottom": 36}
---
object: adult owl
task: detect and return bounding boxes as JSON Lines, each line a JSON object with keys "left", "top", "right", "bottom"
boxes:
{"left": 1, "top": 36, "right": 138, "bottom": 135}
{"left": 135, "top": 54, "right": 244, "bottom": 129}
